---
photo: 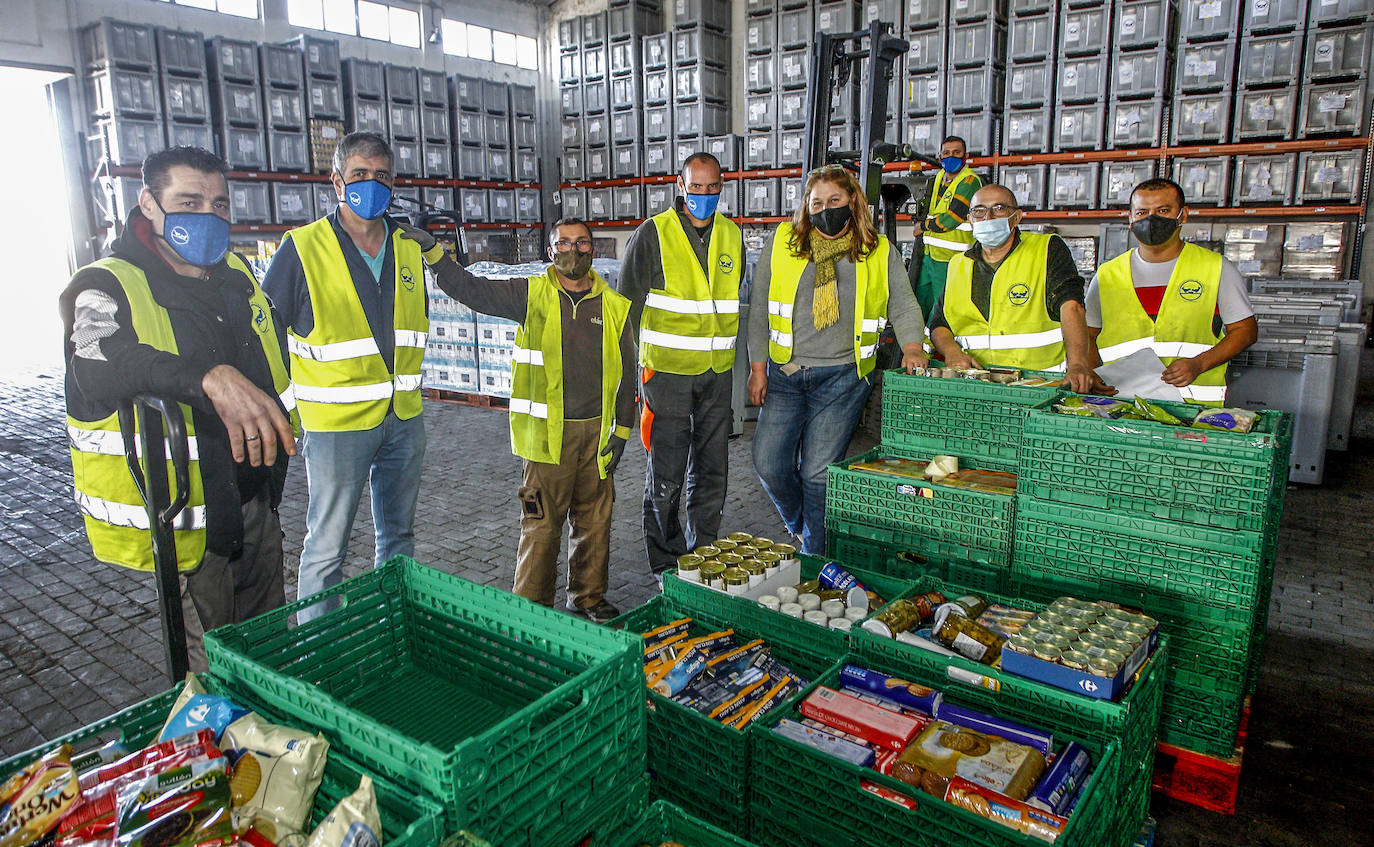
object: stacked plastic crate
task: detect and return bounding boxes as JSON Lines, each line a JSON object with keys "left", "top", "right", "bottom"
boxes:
{"left": 1296, "top": 3, "right": 1371, "bottom": 209}
{"left": 158, "top": 27, "right": 213, "bottom": 153}
{"left": 259, "top": 45, "right": 309, "bottom": 225}
{"left": 672, "top": 0, "right": 732, "bottom": 213}
{"left": 946, "top": 0, "right": 1007, "bottom": 156}
{"left": 584, "top": 13, "right": 616, "bottom": 221}
{"left": 454, "top": 74, "right": 488, "bottom": 227}
{"left": 207, "top": 38, "right": 270, "bottom": 224}
{"left": 417, "top": 69, "right": 451, "bottom": 189}
{"left": 1050, "top": 1, "right": 1109, "bottom": 208}
{"left": 383, "top": 65, "right": 421, "bottom": 178}
{"left": 510, "top": 84, "right": 540, "bottom": 227}
{"left": 1100, "top": 0, "right": 1170, "bottom": 203}
{"left": 900, "top": 0, "right": 946, "bottom": 154}
{"left": 289, "top": 35, "right": 344, "bottom": 187}
{"left": 559, "top": 18, "right": 589, "bottom": 219}
{"left": 82, "top": 17, "right": 163, "bottom": 195}
{"left": 343, "top": 58, "right": 386, "bottom": 146}
{"left": 1000, "top": 0, "right": 1055, "bottom": 206}
{"left": 742, "top": 0, "right": 780, "bottom": 213}
{"left": 611, "top": 2, "right": 662, "bottom": 220}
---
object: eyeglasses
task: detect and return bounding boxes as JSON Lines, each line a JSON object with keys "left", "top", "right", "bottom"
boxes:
{"left": 968, "top": 203, "right": 1019, "bottom": 221}
{"left": 553, "top": 239, "right": 593, "bottom": 252}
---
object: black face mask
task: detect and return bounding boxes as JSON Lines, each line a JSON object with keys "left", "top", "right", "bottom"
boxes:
{"left": 1131, "top": 213, "right": 1182, "bottom": 247}
{"left": 809, "top": 206, "right": 852, "bottom": 238}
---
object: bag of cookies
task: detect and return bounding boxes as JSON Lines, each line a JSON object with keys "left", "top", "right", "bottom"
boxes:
{"left": 159, "top": 676, "right": 249, "bottom": 744}
{"left": 113, "top": 757, "right": 234, "bottom": 847}
{"left": 303, "top": 775, "right": 380, "bottom": 847}
{"left": 220, "top": 714, "right": 329, "bottom": 841}
{"left": 0, "top": 744, "right": 81, "bottom": 847}
{"left": 890, "top": 720, "right": 1046, "bottom": 801}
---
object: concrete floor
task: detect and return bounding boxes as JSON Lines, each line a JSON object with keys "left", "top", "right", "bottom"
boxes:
{"left": 0, "top": 355, "right": 1370, "bottom": 845}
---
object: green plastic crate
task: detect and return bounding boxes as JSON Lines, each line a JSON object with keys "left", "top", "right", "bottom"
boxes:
{"left": 1158, "top": 685, "right": 1247, "bottom": 758}
{"left": 748, "top": 656, "right": 1124, "bottom": 847}
{"left": 1018, "top": 402, "right": 1293, "bottom": 532}
{"left": 205, "top": 558, "right": 644, "bottom": 846}
{"left": 611, "top": 594, "right": 840, "bottom": 833}
{"left": 0, "top": 681, "right": 445, "bottom": 847}
{"left": 826, "top": 445, "right": 1016, "bottom": 567}
{"left": 1012, "top": 495, "right": 1270, "bottom": 614}
{"left": 597, "top": 800, "right": 758, "bottom": 847}
{"left": 825, "top": 532, "right": 1012, "bottom": 595}
{"left": 661, "top": 554, "right": 916, "bottom": 666}
{"left": 880, "top": 370, "right": 1063, "bottom": 471}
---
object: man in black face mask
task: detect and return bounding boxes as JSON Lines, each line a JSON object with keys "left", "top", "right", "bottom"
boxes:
{"left": 1086, "top": 178, "right": 1257, "bottom": 405}
{"left": 416, "top": 218, "right": 636, "bottom": 623}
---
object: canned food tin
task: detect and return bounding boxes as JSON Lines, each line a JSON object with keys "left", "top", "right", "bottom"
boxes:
{"left": 734, "top": 545, "right": 759, "bottom": 559}
{"left": 712, "top": 539, "right": 738, "bottom": 552}
{"left": 1076, "top": 630, "right": 1112, "bottom": 648}
{"left": 1049, "top": 624, "right": 1083, "bottom": 641}
{"left": 1100, "top": 648, "right": 1128, "bottom": 666}
{"left": 1039, "top": 610, "right": 1065, "bottom": 627}
{"left": 1080, "top": 601, "right": 1107, "bottom": 617}
{"left": 676, "top": 554, "right": 704, "bottom": 582}
{"left": 1033, "top": 644, "right": 1063, "bottom": 663}
{"left": 1032, "top": 632, "right": 1073, "bottom": 653}
{"left": 1087, "top": 657, "right": 1118, "bottom": 677}
{"left": 743, "top": 561, "right": 767, "bottom": 586}
{"left": 1120, "top": 622, "right": 1152, "bottom": 642}
{"left": 1061, "top": 650, "right": 1091, "bottom": 670}
{"left": 727, "top": 531, "right": 755, "bottom": 543}
{"left": 1006, "top": 634, "right": 1036, "bottom": 655}
{"left": 700, "top": 560, "right": 725, "bottom": 590}
{"left": 722, "top": 567, "right": 750, "bottom": 595}
{"left": 772, "top": 543, "right": 798, "bottom": 561}
{"left": 751, "top": 537, "right": 774, "bottom": 550}
{"left": 694, "top": 545, "right": 721, "bottom": 559}
{"left": 717, "top": 552, "right": 744, "bottom": 567}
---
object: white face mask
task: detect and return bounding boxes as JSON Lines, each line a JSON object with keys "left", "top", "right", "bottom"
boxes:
{"left": 971, "top": 217, "right": 1013, "bottom": 248}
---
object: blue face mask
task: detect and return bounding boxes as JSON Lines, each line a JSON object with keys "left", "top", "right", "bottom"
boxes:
{"left": 154, "top": 198, "right": 231, "bottom": 267}
{"left": 342, "top": 179, "right": 392, "bottom": 220}
{"left": 941, "top": 156, "right": 964, "bottom": 174}
{"left": 971, "top": 217, "right": 1013, "bottom": 249}
{"left": 683, "top": 192, "right": 720, "bottom": 220}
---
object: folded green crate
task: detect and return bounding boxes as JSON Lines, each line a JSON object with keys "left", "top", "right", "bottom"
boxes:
{"left": 595, "top": 800, "right": 759, "bottom": 847}
{"left": 826, "top": 531, "right": 1012, "bottom": 595}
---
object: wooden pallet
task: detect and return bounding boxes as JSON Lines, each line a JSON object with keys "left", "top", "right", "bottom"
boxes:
{"left": 425, "top": 388, "right": 509, "bottom": 409}
{"left": 1152, "top": 697, "right": 1250, "bottom": 815}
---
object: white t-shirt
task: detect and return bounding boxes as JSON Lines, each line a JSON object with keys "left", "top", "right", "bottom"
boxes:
{"left": 1085, "top": 248, "right": 1254, "bottom": 329}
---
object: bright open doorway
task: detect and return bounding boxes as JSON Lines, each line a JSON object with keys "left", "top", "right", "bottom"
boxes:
{"left": 0, "top": 66, "right": 76, "bottom": 375}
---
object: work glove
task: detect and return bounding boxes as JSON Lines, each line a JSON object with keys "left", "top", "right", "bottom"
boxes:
{"left": 601, "top": 435, "right": 627, "bottom": 476}
{"left": 395, "top": 220, "right": 438, "bottom": 254}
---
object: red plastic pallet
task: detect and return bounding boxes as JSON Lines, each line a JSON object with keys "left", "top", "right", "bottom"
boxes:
{"left": 1152, "top": 698, "right": 1250, "bottom": 815}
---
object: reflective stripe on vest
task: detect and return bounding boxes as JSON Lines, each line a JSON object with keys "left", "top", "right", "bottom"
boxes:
{"left": 765, "top": 222, "right": 891, "bottom": 378}
{"left": 509, "top": 268, "right": 633, "bottom": 478}
{"left": 68, "top": 425, "right": 202, "bottom": 461}
{"left": 923, "top": 168, "right": 980, "bottom": 262}
{"left": 640, "top": 209, "right": 743, "bottom": 375}
{"left": 1095, "top": 244, "right": 1228, "bottom": 406}
{"left": 76, "top": 491, "right": 207, "bottom": 532}
{"left": 285, "top": 217, "right": 428, "bottom": 431}
{"left": 943, "top": 232, "right": 1066, "bottom": 371}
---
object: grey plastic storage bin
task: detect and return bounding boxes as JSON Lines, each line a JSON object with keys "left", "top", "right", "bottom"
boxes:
{"left": 584, "top": 45, "right": 608, "bottom": 80}
{"left": 1004, "top": 105, "right": 1053, "bottom": 151}
{"left": 560, "top": 51, "right": 582, "bottom": 83}
{"left": 584, "top": 114, "right": 610, "bottom": 147}
{"left": 392, "top": 140, "right": 421, "bottom": 177}
{"left": 388, "top": 102, "right": 419, "bottom": 140}
{"left": 779, "top": 50, "right": 811, "bottom": 88}
{"left": 1109, "top": 97, "right": 1164, "bottom": 146}
{"left": 644, "top": 140, "right": 674, "bottom": 175}
{"left": 268, "top": 129, "right": 309, "bottom": 172}
{"left": 1245, "top": 0, "right": 1304, "bottom": 30}
{"left": 459, "top": 146, "right": 485, "bottom": 179}
{"left": 1000, "top": 164, "right": 1049, "bottom": 207}
{"left": 1006, "top": 61, "right": 1053, "bottom": 107}
{"left": 461, "top": 188, "right": 489, "bottom": 221}
{"left": 290, "top": 34, "right": 340, "bottom": 78}
{"left": 585, "top": 146, "right": 612, "bottom": 180}
{"left": 780, "top": 90, "right": 809, "bottom": 126}
{"left": 583, "top": 80, "right": 609, "bottom": 114}
{"left": 907, "top": 0, "right": 946, "bottom": 29}
{"left": 209, "top": 37, "right": 259, "bottom": 84}
{"left": 645, "top": 104, "right": 674, "bottom": 139}
{"left": 1177, "top": 40, "right": 1236, "bottom": 91}
{"left": 515, "top": 150, "right": 540, "bottom": 183}
{"left": 423, "top": 107, "right": 450, "bottom": 142}
{"left": 951, "top": 0, "right": 1009, "bottom": 23}
{"left": 515, "top": 188, "right": 540, "bottom": 223}
{"left": 166, "top": 121, "right": 212, "bottom": 151}
{"left": 272, "top": 183, "right": 314, "bottom": 224}
{"left": 1240, "top": 31, "right": 1304, "bottom": 86}
{"left": 719, "top": 181, "right": 743, "bottom": 217}
{"left": 486, "top": 148, "right": 512, "bottom": 181}
{"left": 158, "top": 27, "right": 205, "bottom": 76}
{"left": 907, "top": 31, "right": 946, "bottom": 74}
{"left": 643, "top": 33, "right": 671, "bottom": 69}
{"left": 342, "top": 58, "right": 383, "bottom": 98}
{"left": 778, "top": 176, "right": 802, "bottom": 213}
{"left": 1115, "top": 0, "right": 1175, "bottom": 49}
{"left": 95, "top": 117, "right": 163, "bottom": 166}
{"left": 1101, "top": 160, "right": 1157, "bottom": 206}
{"left": 829, "top": 122, "right": 855, "bottom": 152}
{"left": 1305, "top": 23, "right": 1372, "bottom": 79}
{"left": 1172, "top": 155, "right": 1230, "bottom": 205}
{"left": 459, "top": 112, "right": 484, "bottom": 147}
{"left": 674, "top": 65, "right": 731, "bottom": 103}
{"left": 817, "top": 0, "right": 860, "bottom": 31}
{"left": 609, "top": 1, "right": 662, "bottom": 41}
{"left": 419, "top": 71, "right": 446, "bottom": 107}
{"left": 312, "top": 183, "right": 337, "bottom": 218}
{"left": 1172, "top": 91, "right": 1233, "bottom": 143}
{"left": 745, "top": 131, "right": 779, "bottom": 168}
{"left": 1234, "top": 86, "right": 1297, "bottom": 139}
{"left": 1059, "top": 5, "right": 1111, "bottom": 55}
{"left": 582, "top": 11, "right": 608, "bottom": 46}
{"left": 163, "top": 76, "right": 209, "bottom": 123}
{"left": 1009, "top": 13, "right": 1055, "bottom": 63}
{"left": 513, "top": 116, "right": 536, "bottom": 150}
{"left": 864, "top": 0, "right": 903, "bottom": 26}
{"left": 747, "top": 16, "right": 777, "bottom": 53}
{"left": 744, "top": 178, "right": 781, "bottom": 215}
{"left": 490, "top": 189, "right": 516, "bottom": 223}
{"left": 675, "top": 30, "right": 731, "bottom": 67}
{"left": 1058, "top": 54, "right": 1109, "bottom": 102}
{"left": 950, "top": 19, "right": 1009, "bottom": 67}
{"left": 560, "top": 83, "right": 581, "bottom": 116}
{"left": 347, "top": 97, "right": 385, "bottom": 134}
{"left": 748, "top": 93, "right": 779, "bottom": 129}
{"left": 611, "top": 110, "right": 641, "bottom": 142}
{"left": 228, "top": 180, "right": 270, "bottom": 223}
{"left": 1298, "top": 79, "right": 1369, "bottom": 136}
{"left": 561, "top": 186, "right": 586, "bottom": 219}
{"left": 453, "top": 76, "right": 482, "bottom": 112}
{"left": 905, "top": 73, "right": 943, "bottom": 114}
{"left": 779, "top": 128, "right": 806, "bottom": 166}
{"left": 560, "top": 147, "right": 584, "bottom": 181}
{"left": 645, "top": 182, "right": 675, "bottom": 215}
{"left": 1308, "top": 0, "right": 1374, "bottom": 26}
{"left": 1113, "top": 49, "right": 1170, "bottom": 99}
{"left": 423, "top": 143, "right": 452, "bottom": 179}
{"left": 586, "top": 186, "right": 613, "bottom": 221}
{"left": 214, "top": 81, "right": 262, "bottom": 126}
{"left": 749, "top": 0, "right": 777, "bottom": 14}
{"left": 613, "top": 143, "right": 642, "bottom": 178}
{"left": 949, "top": 66, "right": 1006, "bottom": 112}
{"left": 483, "top": 80, "right": 509, "bottom": 114}
{"left": 1179, "top": 0, "right": 1239, "bottom": 40}
{"left": 1232, "top": 153, "right": 1297, "bottom": 204}
{"left": 610, "top": 40, "right": 640, "bottom": 76}
{"left": 778, "top": 7, "right": 814, "bottom": 48}
{"left": 82, "top": 19, "right": 156, "bottom": 71}
{"left": 1048, "top": 162, "right": 1101, "bottom": 208}
{"left": 261, "top": 45, "right": 304, "bottom": 90}
{"left": 707, "top": 133, "right": 743, "bottom": 170}
{"left": 218, "top": 125, "right": 266, "bottom": 169}
{"left": 613, "top": 185, "right": 644, "bottom": 220}
{"left": 88, "top": 68, "right": 160, "bottom": 118}
{"left": 1297, "top": 150, "right": 1365, "bottom": 201}
{"left": 903, "top": 114, "right": 946, "bottom": 150}
{"left": 1055, "top": 101, "right": 1107, "bottom": 149}
{"left": 672, "top": 0, "right": 732, "bottom": 30}
{"left": 484, "top": 113, "right": 510, "bottom": 148}
{"left": 644, "top": 68, "right": 671, "bottom": 105}
{"left": 947, "top": 111, "right": 999, "bottom": 154}
{"left": 746, "top": 54, "right": 778, "bottom": 93}
{"left": 307, "top": 78, "right": 342, "bottom": 119}
{"left": 559, "top": 18, "right": 579, "bottom": 52}
{"left": 511, "top": 85, "right": 535, "bottom": 117}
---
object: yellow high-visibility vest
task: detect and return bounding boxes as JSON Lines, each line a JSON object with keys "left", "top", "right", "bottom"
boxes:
{"left": 284, "top": 217, "right": 428, "bottom": 431}
{"left": 922, "top": 166, "right": 980, "bottom": 262}
{"left": 639, "top": 208, "right": 743, "bottom": 375}
{"left": 943, "top": 232, "right": 1066, "bottom": 371}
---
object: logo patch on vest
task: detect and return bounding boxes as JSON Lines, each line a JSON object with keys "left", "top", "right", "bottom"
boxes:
{"left": 1007, "top": 283, "right": 1031, "bottom": 306}
{"left": 251, "top": 302, "right": 269, "bottom": 335}
{"left": 718, "top": 255, "right": 734, "bottom": 274}
{"left": 1179, "top": 279, "right": 1204, "bottom": 302}
{"left": 400, "top": 266, "right": 416, "bottom": 290}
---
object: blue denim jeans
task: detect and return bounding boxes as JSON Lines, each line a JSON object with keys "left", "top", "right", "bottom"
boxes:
{"left": 751, "top": 362, "right": 873, "bottom": 555}
{"left": 296, "top": 411, "right": 426, "bottom": 622}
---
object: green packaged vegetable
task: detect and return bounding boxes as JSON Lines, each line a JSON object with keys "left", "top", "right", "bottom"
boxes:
{"left": 1132, "top": 396, "right": 1183, "bottom": 426}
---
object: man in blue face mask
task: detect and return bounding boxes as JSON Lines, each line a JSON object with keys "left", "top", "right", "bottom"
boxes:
{"left": 911, "top": 135, "right": 982, "bottom": 318}
{"left": 60, "top": 146, "right": 297, "bottom": 671}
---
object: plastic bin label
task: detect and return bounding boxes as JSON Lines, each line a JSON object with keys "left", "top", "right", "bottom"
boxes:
{"left": 1065, "top": 22, "right": 1080, "bottom": 41}
{"left": 1250, "top": 101, "right": 1277, "bottom": 120}
{"left": 1297, "top": 234, "right": 1325, "bottom": 249}
{"left": 1318, "top": 93, "right": 1349, "bottom": 113}
{"left": 1121, "top": 13, "right": 1137, "bottom": 35}
{"left": 1247, "top": 182, "right": 1275, "bottom": 200}
{"left": 1187, "top": 165, "right": 1212, "bottom": 184}
{"left": 1199, "top": 0, "right": 1222, "bottom": 19}
{"left": 1315, "top": 166, "right": 1344, "bottom": 184}
{"left": 1195, "top": 106, "right": 1217, "bottom": 123}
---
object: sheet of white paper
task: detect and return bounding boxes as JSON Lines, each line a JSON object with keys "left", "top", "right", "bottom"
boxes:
{"left": 1094, "top": 349, "right": 1185, "bottom": 402}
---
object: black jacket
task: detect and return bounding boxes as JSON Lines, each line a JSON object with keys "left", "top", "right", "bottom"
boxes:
{"left": 60, "top": 209, "right": 290, "bottom": 558}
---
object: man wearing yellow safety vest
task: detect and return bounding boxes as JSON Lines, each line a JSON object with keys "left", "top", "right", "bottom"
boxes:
{"left": 911, "top": 135, "right": 981, "bottom": 318}
{"left": 617, "top": 152, "right": 744, "bottom": 576}
{"left": 61, "top": 147, "right": 297, "bottom": 671}
{"left": 262, "top": 132, "right": 432, "bottom": 623}
{"left": 927, "top": 184, "right": 1105, "bottom": 394}
{"left": 414, "top": 218, "right": 636, "bottom": 622}
{"left": 1086, "top": 178, "right": 1258, "bottom": 405}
